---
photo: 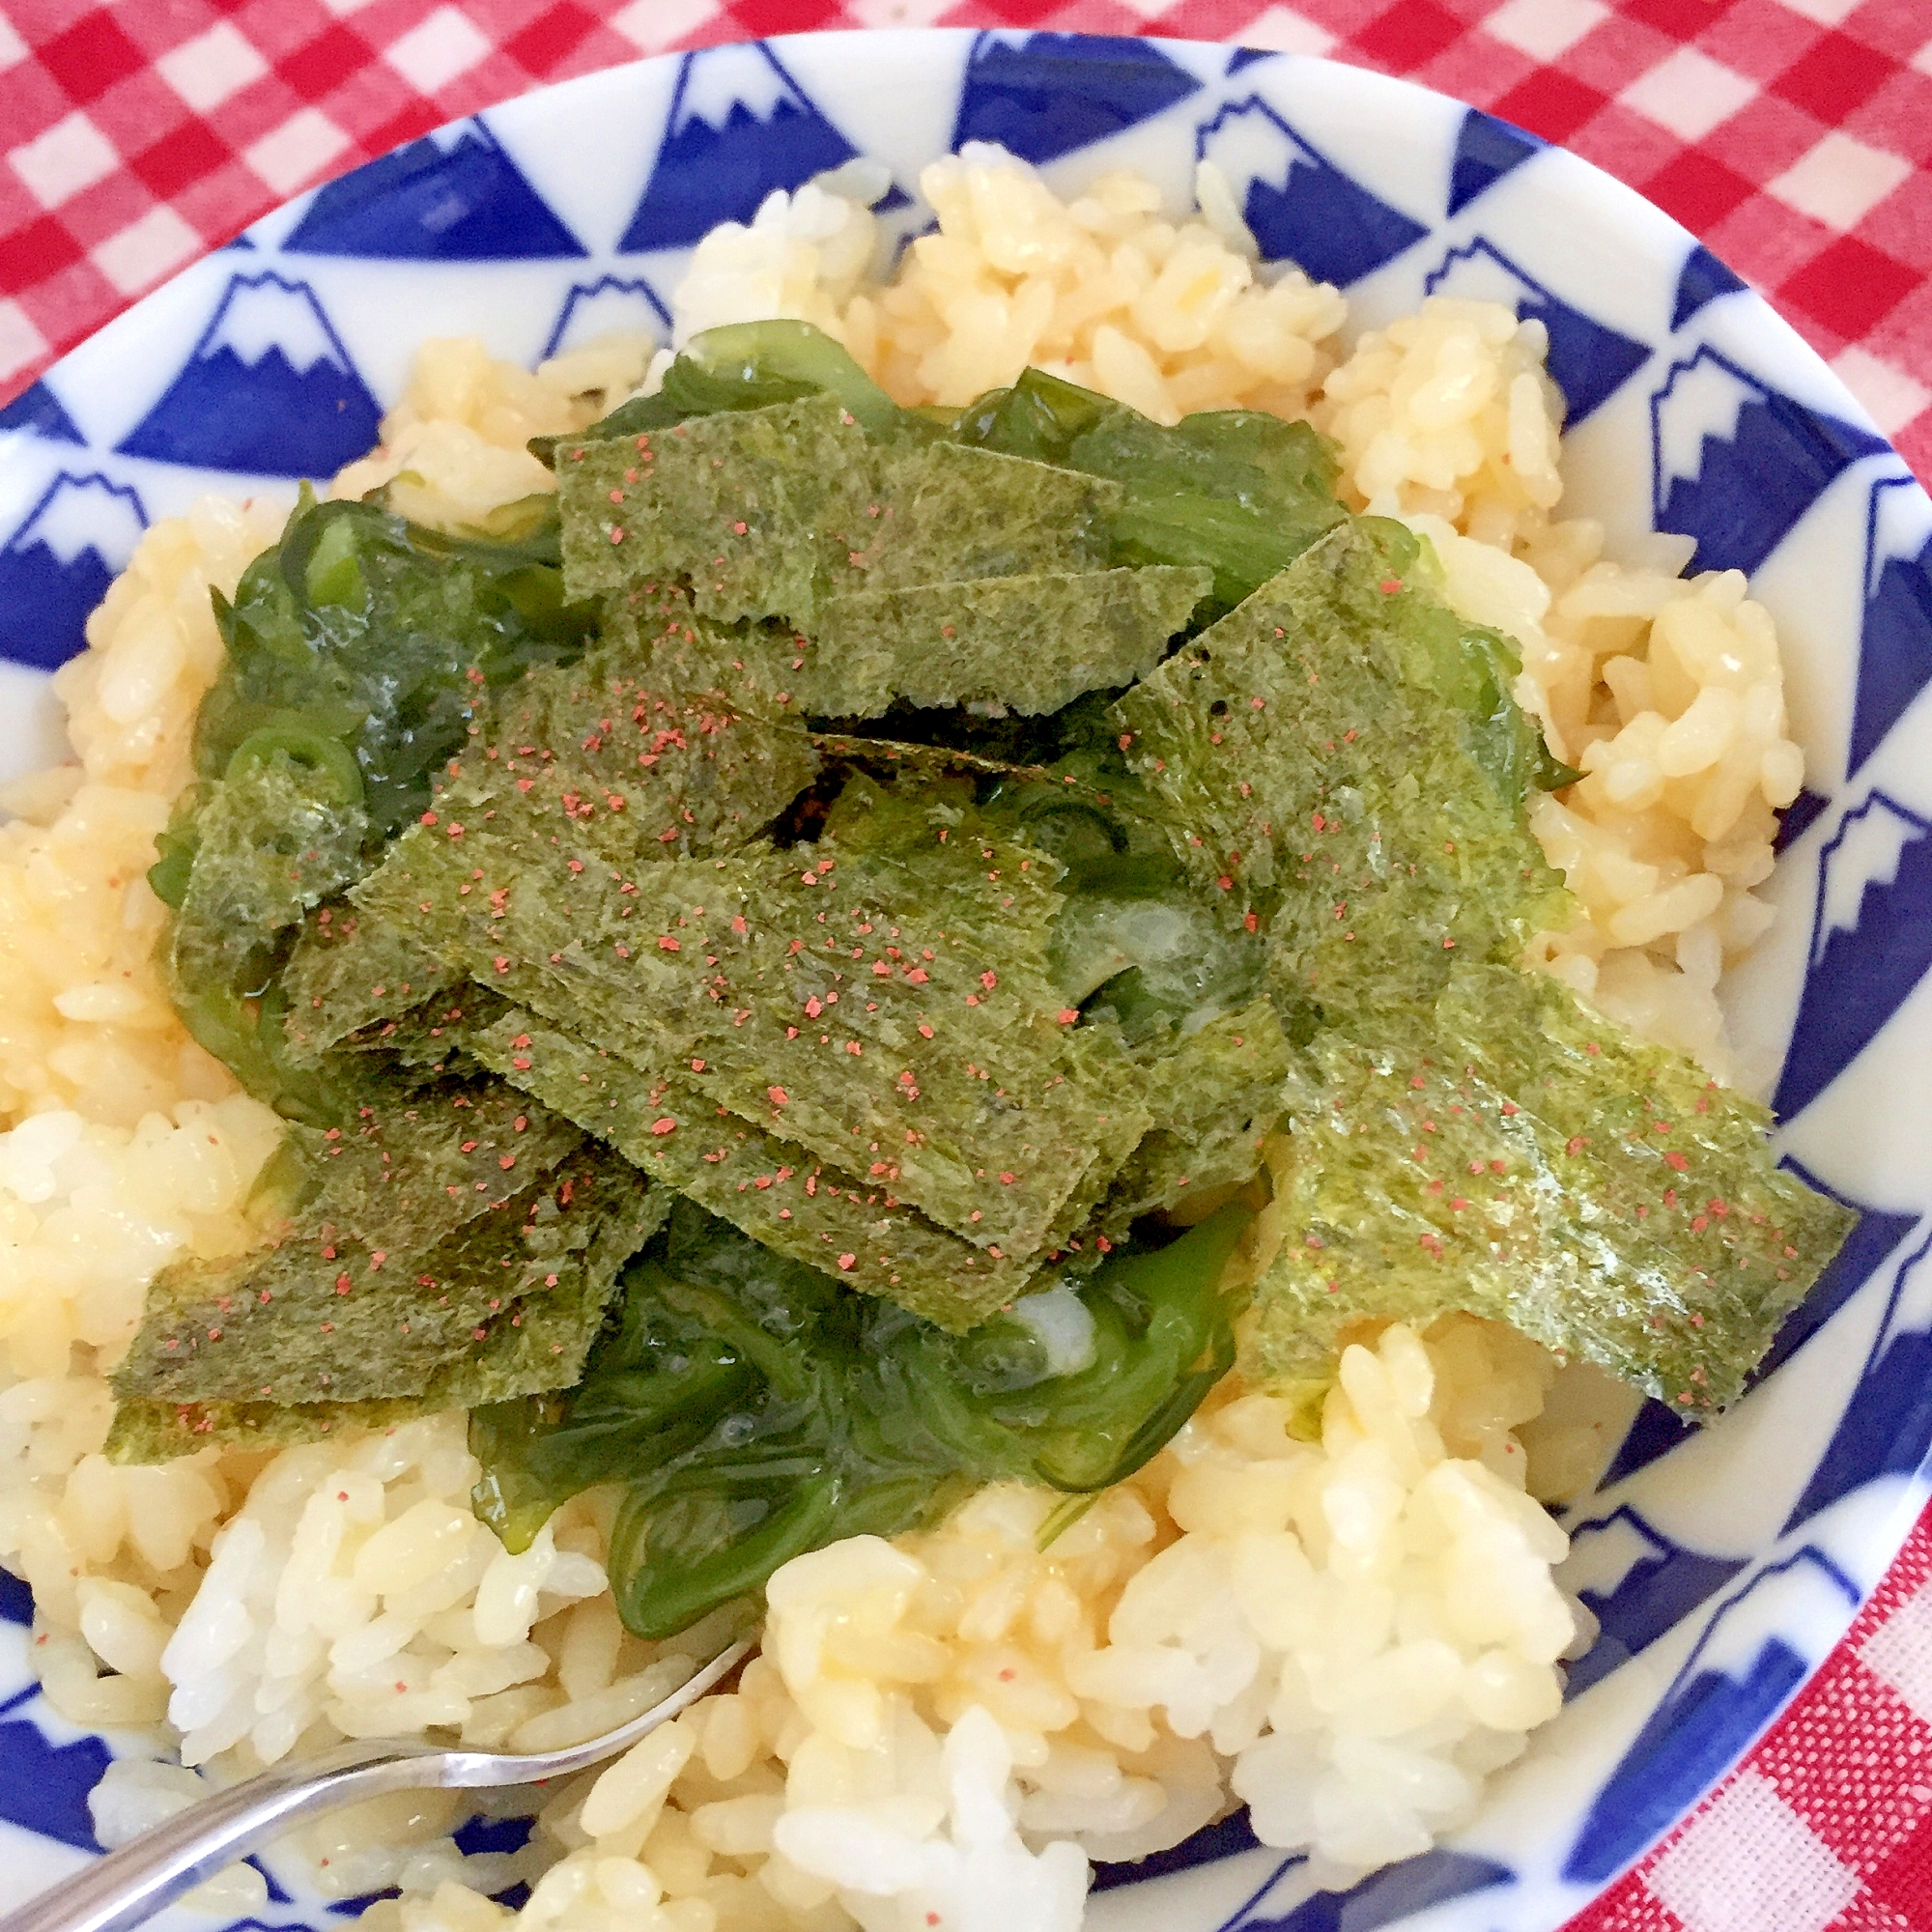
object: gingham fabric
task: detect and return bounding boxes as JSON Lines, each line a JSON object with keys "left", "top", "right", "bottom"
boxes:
{"left": 4, "top": 2, "right": 1932, "bottom": 1927}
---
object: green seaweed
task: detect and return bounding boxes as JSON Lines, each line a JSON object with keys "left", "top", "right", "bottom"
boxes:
{"left": 153, "top": 492, "right": 596, "bottom": 1122}
{"left": 469, "top": 1195, "right": 1250, "bottom": 1635}
{"left": 555, "top": 397, "right": 1126, "bottom": 643}
{"left": 544, "top": 319, "right": 908, "bottom": 457}
{"left": 318, "top": 801, "right": 1150, "bottom": 1269}
{"left": 1251, "top": 962, "right": 1856, "bottom": 1411}
{"left": 949, "top": 369, "right": 1348, "bottom": 609}
{"left": 107, "top": 1170, "right": 667, "bottom": 1460}
{"left": 795, "top": 567, "right": 1209, "bottom": 718}
{"left": 1112, "top": 518, "right": 1571, "bottom": 1035}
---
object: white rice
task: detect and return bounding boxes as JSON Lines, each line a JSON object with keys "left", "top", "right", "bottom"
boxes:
{"left": 0, "top": 147, "right": 1803, "bottom": 1928}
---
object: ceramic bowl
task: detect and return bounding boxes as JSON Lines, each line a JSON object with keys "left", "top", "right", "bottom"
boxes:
{"left": 2, "top": 29, "right": 1928, "bottom": 1932}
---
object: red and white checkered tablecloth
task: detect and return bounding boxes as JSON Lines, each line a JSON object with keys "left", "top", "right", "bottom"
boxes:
{"left": 5, "top": 3, "right": 1932, "bottom": 1927}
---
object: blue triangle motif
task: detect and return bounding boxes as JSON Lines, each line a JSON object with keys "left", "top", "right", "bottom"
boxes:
{"left": 1569, "top": 1638, "right": 1808, "bottom": 1877}
{"left": 953, "top": 33, "right": 1202, "bottom": 167}
{"left": 454, "top": 1811, "right": 535, "bottom": 1857}
{"left": 1650, "top": 344, "right": 1889, "bottom": 576}
{"left": 1776, "top": 785, "right": 1832, "bottom": 852}
{"left": 0, "top": 380, "right": 84, "bottom": 443}
{"left": 1773, "top": 789, "right": 1932, "bottom": 1121}
{"left": 0, "top": 1567, "right": 29, "bottom": 1624}
{"left": 117, "top": 272, "right": 383, "bottom": 479}
{"left": 1196, "top": 98, "right": 1428, "bottom": 289}
{"left": 1598, "top": 1396, "right": 1694, "bottom": 1489}
{"left": 1783, "top": 1222, "right": 1932, "bottom": 1531}
{"left": 541, "top": 276, "right": 670, "bottom": 362}
{"left": 1446, "top": 108, "right": 1544, "bottom": 217}
{"left": 0, "top": 471, "right": 147, "bottom": 672}
{"left": 1225, "top": 46, "right": 1277, "bottom": 75}
{"left": 620, "top": 44, "right": 892, "bottom": 255}
{"left": 0, "top": 1711, "right": 110, "bottom": 1849}
{"left": 1849, "top": 472, "right": 1932, "bottom": 780}
{"left": 1562, "top": 1506, "right": 1749, "bottom": 1699}
{"left": 1671, "top": 243, "right": 1746, "bottom": 330}
{"left": 1231, "top": 1849, "right": 1513, "bottom": 1930}
{"left": 282, "top": 119, "right": 585, "bottom": 260}
{"left": 1090, "top": 1810, "right": 1260, "bottom": 1890}
{"left": 1563, "top": 1548, "right": 1858, "bottom": 1884}
{"left": 1423, "top": 238, "right": 1648, "bottom": 424}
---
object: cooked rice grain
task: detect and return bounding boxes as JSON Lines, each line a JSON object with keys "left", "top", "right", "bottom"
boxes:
{"left": 350, "top": 1320, "right": 1585, "bottom": 1932}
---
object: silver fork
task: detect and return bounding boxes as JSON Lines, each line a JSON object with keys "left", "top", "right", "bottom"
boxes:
{"left": 0, "top": 1637, "right": 753, "bottom": 1932}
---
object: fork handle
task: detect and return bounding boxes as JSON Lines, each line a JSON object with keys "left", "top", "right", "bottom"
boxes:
{"left": 0, "top": 1739, "right": 446, "bottom": 1932}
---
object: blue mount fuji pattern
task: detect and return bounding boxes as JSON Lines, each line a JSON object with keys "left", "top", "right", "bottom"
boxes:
{"left": 0, "top": 381, "right": 83, "bottom": 443}
{"left": 1093, "top": 1812, "right": 1260, "bottom": 1891}
{"left": 1849, "top": 474, "right": 1932, "bottom": 780}
{"left": 621, "top": 44, "right": 898, "bottom": 255}
{"left": 117, "top": 272, "right": 383, "bottom": 478}
{"left": 542, "top": 277, "right": 669, "bottom": 361}
{"left": 1446, "top": 109, "right": 1543, "bottom": 216}
{"left": 1785, "top": 1227, "right": 1932, "bottom": 1532}
{"left": 1561, "top": 1507, "right": 1747, "bottom": 1697}
{"left": 1671, "top": 244, "right": 1747, "bottom": 330}
{"left": 0, "top": 473, "right": 146, "bottom": 672}
{"left": 1598, "top": 1398, "right": 1696, "bottom": 1489}
{"left": 282, "top": 120, "right": 585, "bottom": 259}
{"left": 1774, "top": 790, "right": 1932, "bottom": 1121}
{"left": 952, "top": 33, "right": 1201, "bottom": 165}
{"left": 1650, "top": 344, "right": 1889, "bottom": 576}
{"left": 1777, "top": 785, "right": 1833, "bottom": 852}
{"left": 0, "top": 1692, "right": 107, "bottom": 1851}
{"left": 1227, "top": 1849, "right": 1513, "bottom": 1930}
{"left": 1423, "top": 239, "right": 1648, "bottom": 425}
{"left": 1196, "top": 99, "right": 1428, "bottom": 289}
{"left": 1564, "top": 1548, "right": 1859, "bottom": 1884}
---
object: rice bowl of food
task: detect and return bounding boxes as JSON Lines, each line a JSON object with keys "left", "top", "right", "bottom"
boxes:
{"left": 0, "top": 27, "right": 1923, "bottom": 1932}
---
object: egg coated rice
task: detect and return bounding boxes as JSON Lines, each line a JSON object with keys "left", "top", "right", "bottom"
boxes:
{"left": 0, "top": 147, "right": 1798, "bottom": 1927}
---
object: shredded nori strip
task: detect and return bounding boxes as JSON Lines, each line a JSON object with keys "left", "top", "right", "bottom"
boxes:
{"left": 556, "top": 399, "right": 1124, "bottom": 638}
{"left": 280, "top": 643, "right": 818, "bottom": 1060}
{"left": 107, "top": 1074, "right": 659, "bottom": 1434}
{"left": 356, "top": 990, "right": 1048, "bottom": 1328}
{"left": 794, "top": 567, "right": 1210, "bottom": 718}
{"left": 1103, "top": 999, "right": 1291, "bottom": 1228}
{"left": 1253, "top": 963, "right": 1855, "bottom": 1410}
{"left": 317, "top": 799, "right": 1150, "bottom": 1267}
{"left": 107, "top": 1172, "right": 666, "bottom": 1460}
{"left": 1111, "top": 517, "right": 1571, "bottom": 1020}
{"left": 1111, "top": 522, "right": 1854, "bottom": 1405}
{"left": 113, "top": 1154, "right": 652, "bottom": 1407}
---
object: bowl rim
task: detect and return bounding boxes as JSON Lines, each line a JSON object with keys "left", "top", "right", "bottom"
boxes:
{"left": 0, "top": 26, "right": 1923, "bottom": 1930}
